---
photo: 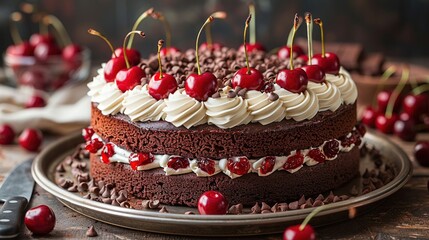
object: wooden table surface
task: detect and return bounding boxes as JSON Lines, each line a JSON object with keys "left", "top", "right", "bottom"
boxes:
{"left": 0, "top": 130, "right": 427, "bottom": 240}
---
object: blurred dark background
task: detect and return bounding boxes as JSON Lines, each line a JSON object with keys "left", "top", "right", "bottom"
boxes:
{"left": 1, "top": 0, "right": 428, "bottom": 65}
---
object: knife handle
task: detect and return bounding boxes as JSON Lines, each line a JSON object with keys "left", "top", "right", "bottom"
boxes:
{"left": 0, "top": 196, "right": 28, "bottom": 239}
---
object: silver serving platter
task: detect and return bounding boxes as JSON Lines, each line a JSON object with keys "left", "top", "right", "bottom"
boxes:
{"left": 32, "top": 130, "right": 412, "bottom": 236}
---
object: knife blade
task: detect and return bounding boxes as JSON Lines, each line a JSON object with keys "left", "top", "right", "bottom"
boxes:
{"left": 0, "top": 160, "right": 34, "bottom": 239}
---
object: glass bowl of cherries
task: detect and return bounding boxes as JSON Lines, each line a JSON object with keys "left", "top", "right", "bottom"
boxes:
{"left": 3, "top": 13, "right": 91, "bottom": 92}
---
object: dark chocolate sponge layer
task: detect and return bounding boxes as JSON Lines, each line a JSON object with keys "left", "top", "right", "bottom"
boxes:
{"left": 90, "top": 146, "right": 360, "bottom": 207}
{"left": 91, "top": 103, "right": 357, "bottom": 159}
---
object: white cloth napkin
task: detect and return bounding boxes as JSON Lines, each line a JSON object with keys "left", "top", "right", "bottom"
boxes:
{"left": 0, "top": 82, "right": 90, "bottom": 134}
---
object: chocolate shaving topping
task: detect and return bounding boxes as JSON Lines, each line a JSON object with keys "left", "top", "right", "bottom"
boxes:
{"left": 86, "top": 225, "right": 98, "bottom": 237}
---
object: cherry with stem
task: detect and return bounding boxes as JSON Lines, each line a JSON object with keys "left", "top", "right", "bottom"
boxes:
{"left": 276, "top": 14, "right": 308, "bottom": 93}
{"left": 301, "top": 12, "right": 325, "bottom": 83}
{"left": 150, "top": 11, "right": 181, "bottom": 56}
{"left": 148, "top": 40, "right": 178, "bottom": 100}
{"left": 200, "top": 11, "right": 227, "bottom": 52}
{"left": 6, "top": 12, "right": 34, "bottom": 56}
{"left": 311, "top": 18, "right": 340, "bottom": 75}
{"left": 231, "top": 14, "right": 264, "bottom": 90}
{"left": 238, "top": 3, "right": 265, "bottom": 52}
{"left": 185, "top": 15, "right": 218, "bottom": 101}
{"left": 278, "top": 16, "right": 304, "bottom": 60}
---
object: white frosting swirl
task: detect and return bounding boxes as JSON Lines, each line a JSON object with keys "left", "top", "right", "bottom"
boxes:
{"left": 326, "top": 67, "right": 358, "bottom": 104}
{"left": 87, "top": 64, "right": 107, "bottom": 102}
{"left": 246, "top": 90, "right": 286, "bottom": 125}
{"left": 93, "top": 82, "right": 126, "bottom": 115}
{"left": 122, "top": 85, "right": 166, "bottom": 122}
{"left": 307, "top": 81, "right": 342, "bottom": 112}
{"left": 164, "top": 89, "right": 207, "bottom": 128}
{"left": 205, "top": 88, "right": 252, "bottom": 128}
{"left": 274, "top": 84, "right": 319, "bottom": 121}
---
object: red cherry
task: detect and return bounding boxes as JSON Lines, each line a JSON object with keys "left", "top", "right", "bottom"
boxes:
{"left": 277, "top": 45, "right": 305, "bottom": 60}
{"left": 148, "top": 72, "right": 178, "bottom": 100}
{"left": 62, "top": 44, "right": 83, "bottom": 62}
{"left": 115, "top": 66, "right": 145, "bottom": 92}
{"left": 414, "top": 141, "right": 429, "bottom": 167}
{"left": 375, "top": 114, "right": 399, "bottom": 134}
{"left": 29, "top": 34, "right": 55, "bottom": 47}
{"left": 128, "top": 152, "right": 154, "bottom": 170}
{"left": 283, "top": 151, "right": 304, "bottom": 170}
{"left": 34, "top": 43, "right": 62, "bottom": 61}
{"left": 82, "top": 127, "right": 95, "bottom": 141}
{"left": 283, "top": 225, "right": 316, "bottom": 240}
{"left": 160, "top": 47, "right": 181, "bottom": 57}
{"left": 6, "top": 42, "right": 34, "bottom": 56}
{"left": 238, "top": 42, "right": 266, "bottom": 53}
{"left": 18, "top": 128, "right": 43, "bottom": 152}
{"left": 0, "top": 124, "right": 15, "bottom": 145}
{"left": 276, "top": 68, "right": 308, "bottom": 93}
{"left": 227, "top": 157, "right": 251, "bottom": 175}
{"left": 85, "top": 138, "right": 103, "bottom": 153}
{"left": 402, "top": 94, "right": 429, "bottom": 121}
{"left": 259, "top": 156, "right": 276, "bottom": 174}
{"left": 307, "top": 149, "right": 326, "bottom": 163}
{"left": 185, "top": 72, "right": 217, "bottom": 101}
{"left": 232, "top": 67, "right": 264, "bottom": 90}
{"left": 25, "top": 95, "right": 46, "bottom": 108}
{"left": 19, "top": 70, "right": 45, "bottom": 90}
{"left": 104, "top": 57, "right": 127, "bottom": 82}
{"left": 199, "top": 42, "right": 223, "bottom": 52}
{"left": 361, "top": 106, "right": 378, "bottom": 128}
{"left": 399, "top": 111, "right": 412, "bottom": 122}
{"left": 394, "top": 120, "right": 416, "bottom": 141}
{"left": 323, "top": 140, "right": 340, "bottom": 158}
{"left": 197, "top": 158, "right": 216, "bottom": 175}
{"left": 376, "top": 91, "right": 402, "bottom": 114}
{"left": 311, "top": 52, "right": 340, "bottom": 75}
{"left": 24, "top": 205, "right": 56, "bottom": 235}
{"left": 113, "top": 48, "right": 141, "bottom": 66}
{"left": 197, "top": 190, "right": 228, "bottom": 215}
{"left": 101, "top": 143, "right": 115, "bottom": 164}
{"left": 301, "top": 65, "right": 325, "bottom": 83}
{"left": 167, "top": 156, "right": 189, "bottom": 170}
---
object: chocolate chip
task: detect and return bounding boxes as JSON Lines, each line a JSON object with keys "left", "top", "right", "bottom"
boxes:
{"left": 251, "top": 202, "right": 261, "bottom": 214}
{"left": 119, "top": 190, "right": 128, "bottom": 199}
{"left": 116, "top": 193, "right": 127, "bottom": 203}
{"left": 313, "top": 200, "right": 324, "bottom": 207}
{"left": 237, "top": 88, "right": 247, "bottom": 97}
{"left": 159, "top": 206, "right": 168, "bottom": 213}
{"left": 333, "top": 196, "right": 342, "bottom": 203}
{"left": 101, "top": 189, "right": 111, "bottom": 198}
{"left": 261, "top": 202, "right": 271, "bottom": 211}
{"left": 111, "top": 200, "right": 120, "bottom": 206}
{"left": 148, "top": 199, "right": 160, "bottom": 209}
{"left": 59, "top": 178, "right": 72, "bottom": 189}
{"left": 98, "top": 180, "right": 105, "bottom": 189}
{"left": 261, "top": 209, "right": 272, "bottom": 214}
{"left": 89, "top": 186, "right": 100, "bottom": 195}
{"left": 228, "top": 204, "right": 243, "bottom": 214}
{"left": 120, "top": 201, "right": 131, "bottom": 208}
{"left": 211, "top": 92, "right": 221, "bottom": 98}
{"left": 78, "top": 182, "right": 88, "bottom": 192}
{"left": 271, "top": 203, "right": 279, "bottom": 213}
{"left": 278, "top": 203, "right": 288, "bottom": 212}
{"left": 227, "top": 90, "right": 236, "bottom": 98}
{"left": 67, "top": 185, "right": 78, "bottom": 192}
{"left": 288, "top": 201, "right": 299, "bottom": 210}
{"left": 86, "top": 225, "right": 98, "bottom": 237}
{"left": 141, "top": 200, "right": 150, "bottom": 209}
{"left": 83, "top": 193, "right": 91, "bottom": 199}
{"left": 102, "top": 198, "right": 112, "bottom": 204}
{"left": 298, "top": 195, "right": 306, "bottom": 205}
{"left": 56, "top": 163, "right": 65, "bottom": 173}
{"left": 268, "top": 92, "right": 279, "bottom": 101}
{"left": 315, "top": 194, "right": 325, "bottom": 201}
{"left": 110, "top": 190, "right": 118, "bottom": 200}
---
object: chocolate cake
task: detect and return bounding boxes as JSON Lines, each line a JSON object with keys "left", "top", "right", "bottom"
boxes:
{"left": 84, "top": 43, "right": 363, "bottom": 207}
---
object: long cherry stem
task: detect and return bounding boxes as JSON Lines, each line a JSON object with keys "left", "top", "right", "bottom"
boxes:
{"left": 385, "top": 66, "right": 409, "bottom": 118}
{"left": 286, "top": 16, "right": 302, "bottom": 47}
{"left": 371, "top": 66, "right": 396, "bottom": 107}
{"left": 314, "top": 18, "right": 325, "bottom": 57}
{"left": 195, "top": 16, "right": 214, "bottom": 75}
{"left": 43, "top": 15, "right": 72, "bottom": 46}
{"left": 249, "top": 3, "right": 256, "bottom": 45}
{"left": 289, "top": 14, "right": 299, "bottom": 70}
{"left": 412, "top": 83, "right": 429, "bottom": 95}
{"left": 299, "top": 204, "right": 328, "bottom": 231}
{"left": 123, "top": 31, "right": 145, "bottom": 68}
{"left": 127, "top": 8, "right": 154, "bottom": 49}
{"left": 150, "top": 11, "right": 172, "bottom": 50}
{"left": 9, "top": 12, "right": 23, "bottom": 44}
{"left": 205, "top": 11, "right": 227, "bottom": 49}
{"left": 305, "top": 12, "right": 313, "bottom": 65}
{"left": 88, "top": 28, "right": 116, "bottom": 57}
{"left": 157, "top": 40, "right": 164, "bottom": 79}
{"left": 244, "top": 15, "right": 252, "bottom": 74}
